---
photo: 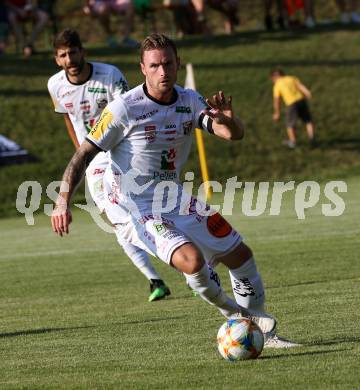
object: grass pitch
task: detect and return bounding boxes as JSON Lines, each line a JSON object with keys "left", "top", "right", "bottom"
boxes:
{"left": 0, "top": 176, "right": 359, "bottom": 389}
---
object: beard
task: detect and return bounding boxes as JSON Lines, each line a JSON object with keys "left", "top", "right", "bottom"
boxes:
{"left": 66, "top": 57, "right": 85, "bottom": 76}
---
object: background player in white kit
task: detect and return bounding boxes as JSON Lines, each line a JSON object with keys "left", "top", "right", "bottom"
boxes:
{"left": 47, "top": 29, "right": 171, "bottom": 302}
{"left": 51, "top": 33, "right": 300, "bottom": 348}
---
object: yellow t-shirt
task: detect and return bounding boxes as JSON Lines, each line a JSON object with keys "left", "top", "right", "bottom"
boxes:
{"left": 273, "top": 76, "right": 304, "bottom": 106}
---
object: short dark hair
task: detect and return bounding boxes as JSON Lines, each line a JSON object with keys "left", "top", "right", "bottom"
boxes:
{"left": 140, "top": 33, "right": 177, "bottom": 62}
{"left": 53, "top": 29, "right": 82, "bottom": 52}
{"left": 270, "top": 68, "right": 285, "bottom": 77}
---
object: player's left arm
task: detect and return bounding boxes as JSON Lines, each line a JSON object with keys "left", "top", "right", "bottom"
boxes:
{"left": 204, "top": 91, "right": 244, "bottom": 140}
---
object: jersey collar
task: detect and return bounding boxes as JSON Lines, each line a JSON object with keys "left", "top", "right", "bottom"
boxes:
{"left": 65, "top": 63, "right": 93, "bottom": 86}
{"left": 142, "top": 83, "right": 178, "bottom": 106}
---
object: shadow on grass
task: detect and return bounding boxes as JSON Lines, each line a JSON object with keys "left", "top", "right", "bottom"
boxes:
{"left": 0, "top": 325, "right": 95, "bottom": 338}
{"left": 0, "top": 315, "right": 186, "bottom": 338}
{"left": 321, "top": 137, "right": 360, "bottom": 151}
{"left": 305, "top": 336, "right": 360, "bottom": 346}
{"left": 260, "top": 347, "right": 349, "bottom": 360}
{"left": 268, "top": 275, "right": 359, "bottom": 289}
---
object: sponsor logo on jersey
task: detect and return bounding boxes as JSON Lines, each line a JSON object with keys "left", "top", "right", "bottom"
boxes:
{"left": 96, "top": 98, "right": 108, "bottom": 109}
{"left": 152, "top": 149, "right": 177, "bottom": 180}
{"left": 145, "top": 125, "right": 156, "bottom": 143}
{"left": 165, "top": 124, "right": 176, "bottom": 129}
{"left": 160, "top": 148, "right": 176, "bottom": 170}
{"left": 88, "top": 87, "right": 107, "bottom": 93}
{"left": 60, "top": 90, "right": 76, "bottom": 99}
{"left": 153, "top": 171, "right": 177, "bottom": 180}
{"left": 126, "top": 95, "right": 144, "bottom": 105}
{"left": 206, "top": 213, "right": 232, "bottom": 238}
{"left": 175, "top": 106, "right": 192, "bottom": 113}
{"left": 80, "top": 104, "right": 91, "bottom": 111}
{"left": 84, "top": 118, "right": 97, "bottom": 133}
{"left": 136, "top": 109, "right": 159, "bottom": 121}
{"left": 182, "top": 120, "right": 192, "bottom": 135}
{"left": 80, "top": 100, "right": 89, "bottom": 105}
{"left": 89, "top": 108, "right": 113, "bottom": 140}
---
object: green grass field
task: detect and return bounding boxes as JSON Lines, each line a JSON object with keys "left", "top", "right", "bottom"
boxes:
{"left": 1, "top": 175, "right": 359, "bottom": 389}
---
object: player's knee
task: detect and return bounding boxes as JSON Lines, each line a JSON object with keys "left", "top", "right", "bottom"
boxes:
{"left": 170, "top": 243, "right": 205, "bottom": 274}
{"left": 218, "top": 241, "right": 253, "bottom": 268}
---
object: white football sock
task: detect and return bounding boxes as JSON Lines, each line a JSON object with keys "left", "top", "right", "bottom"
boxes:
{"left": 229, "top": 257, "right": 265, "bottom": 311}
{"left": 116, "top": 234, "right": 162, "bottom": 281}
{"left": 185, "top": 264, "right": 240, "bottom": 318}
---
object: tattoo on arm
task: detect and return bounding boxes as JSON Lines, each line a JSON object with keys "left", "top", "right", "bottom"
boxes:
{"left": 60, "top": 141, "right": 99, "bottom": 204}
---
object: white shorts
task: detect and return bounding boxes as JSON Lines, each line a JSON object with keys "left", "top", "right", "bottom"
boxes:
{"left": 114, "top": 197, "right": 242, "bottom": 267}
{"left": 85, "top": 151, "right": 110, "bottom": 212}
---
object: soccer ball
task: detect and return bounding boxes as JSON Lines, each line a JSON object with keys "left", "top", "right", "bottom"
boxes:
{"left": 217, "top": 318, "right": 264, "bottom": 361}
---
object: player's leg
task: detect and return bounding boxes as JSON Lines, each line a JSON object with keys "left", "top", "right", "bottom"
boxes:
{"left": 86, "top": 155, "right": 171, "bottom": 302}
{"left": 170, "top": 242, "right": 241, "bottom": 318}
{"left": 217, "top": 242, "right": 265, "bottom": 311}
{"left": 217, "top": 241, "right": 300, "bottom": 347}
{"left": 297, "top": 99, "right": 315, "bottom": 145}
{"left": 285, "top": 104, "right": 297, "bottom": 148}
{"left": 114, "top": 229, "right": 171, "bottom": 302}
{"left": 134, "top": 218, "right": 242, "bottom": 318}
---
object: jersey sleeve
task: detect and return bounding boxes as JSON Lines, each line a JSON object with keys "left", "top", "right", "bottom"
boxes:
{"left": 190, "top": 89, "right": 213, "bottom": 134}
{"left": 47, "top": 78, "right": 66, "bottom": 114}
{"left": 273, "top": 83, "right": 281, "bottom": 99}
{"left": 110, "top": 67, "right": 129, "bottom": 99}
{"left": 86, "top": 99, "right": 128, "bottom": 151}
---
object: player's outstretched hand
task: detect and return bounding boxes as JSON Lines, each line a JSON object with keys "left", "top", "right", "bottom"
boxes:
{"left": 205, "top": 91, "right": 234, "bottom": 125}
{"left": 51, "top": 202, "right": 72, "bottom": 237}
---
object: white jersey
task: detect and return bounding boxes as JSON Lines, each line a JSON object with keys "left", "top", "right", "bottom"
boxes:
{"left": 87, "top": 83, "right": 212, "bottom": 219}
{"left": 47, "top": 62, "right": 128, "bottom": 145}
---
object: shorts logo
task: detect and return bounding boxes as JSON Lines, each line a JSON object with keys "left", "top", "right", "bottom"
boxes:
{"left": 91, "top": 168, "right": 105, "bottom": 175}
{"left": 154, "top": 222, "right": 167, "bottom": 235}
{"left": 160, "top": 148, "right": 176, "bottom": 170}
{"left": 176, "top": 106, "right": 191, "bottom": 113}
{"left": 145, "top": 125, "right": 156, "bottom": 143}
{"left": 182, "top": 120, "right": 192, "bottom": 135}
{"left": 65, "top": 102, "right": 73, "bottom": 109}
{"left": 207, "top": 213, "right": 232, "bottom": 238}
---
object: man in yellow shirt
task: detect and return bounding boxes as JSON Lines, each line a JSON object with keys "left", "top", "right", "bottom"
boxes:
{"left": 271, "top": 68, "right": 315, "bottom": 148}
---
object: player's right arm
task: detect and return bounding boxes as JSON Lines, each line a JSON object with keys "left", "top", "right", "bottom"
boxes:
{"left": 296, "top": 80, "right": 312, "bottom": 99}
{"left": 272, "top": 97, "right": 281, "bottom": 121}
{"left": 51, "top": 140, "right": 100, "bottom": 236}
{"left": 63, "top": 113, "right": 80, "bottom": 149}
{"left": 52, "top": 101, "right": 127, "bottom": 236}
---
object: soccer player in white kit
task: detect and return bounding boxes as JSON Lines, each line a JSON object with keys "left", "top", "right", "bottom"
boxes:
{"left": 47, "top": 29, "right": 171, "bottom": 302}
{"left": 51, "top": 33, "right": 300, "bottom": 348}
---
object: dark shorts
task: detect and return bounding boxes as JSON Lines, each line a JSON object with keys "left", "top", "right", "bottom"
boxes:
{"left": 286, "top": 99, "right": 312, "bottom": 128}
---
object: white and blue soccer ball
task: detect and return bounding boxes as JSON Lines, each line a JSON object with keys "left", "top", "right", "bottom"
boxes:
{"left": 217, "top": 318, "right": 264, "bottom": 361}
